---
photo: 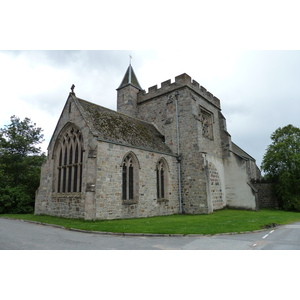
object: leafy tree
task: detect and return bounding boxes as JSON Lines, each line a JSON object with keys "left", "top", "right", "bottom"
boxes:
{"left": 261, "top": 124, "right": 300, "bottom": 210}
{"left": 0, "top": 116, "right": 45, "bottom": 213}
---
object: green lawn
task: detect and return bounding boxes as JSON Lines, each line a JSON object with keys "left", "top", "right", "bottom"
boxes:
{"left": 2, "top": 209, "right": 300, "bottom": 235}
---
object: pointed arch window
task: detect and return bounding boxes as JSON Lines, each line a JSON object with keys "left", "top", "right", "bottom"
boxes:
{"left": 55, "top": 126, "right": 83, "bottom": 193}
{"left": 122, "top": 153, "right": 139, "bottom": 203}
{"left": 156, "top": 159, "right": 169, "bottom": 201}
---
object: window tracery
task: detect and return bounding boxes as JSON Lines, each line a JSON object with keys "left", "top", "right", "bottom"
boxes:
{"left": 55, "top": 126, "right": 83, "bottom": 193}
{"left": 122, "top": 153, "right": 139, "bottom": 202}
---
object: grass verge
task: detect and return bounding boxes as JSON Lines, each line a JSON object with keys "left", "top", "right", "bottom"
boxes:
{"left": 1, "top": 209, "right": 300, "bottom": 235}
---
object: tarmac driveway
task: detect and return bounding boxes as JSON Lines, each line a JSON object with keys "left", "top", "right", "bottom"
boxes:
{"left": 1, "top": 218, "right": 300, "bottom": 250}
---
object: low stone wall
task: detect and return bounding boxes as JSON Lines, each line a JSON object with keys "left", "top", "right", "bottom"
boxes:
{"left": 252, "top": 183, "right": 277, "bottom": 208}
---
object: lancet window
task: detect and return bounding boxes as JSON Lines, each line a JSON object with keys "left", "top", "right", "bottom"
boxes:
{"left": 122, "top": 153, "right": 139, "bottom": 202}
{"left": 56, "top": 126, "right": 83, "bottom": 193}
{"left": 156, "top": 158, "right": 169, "bottom": 200}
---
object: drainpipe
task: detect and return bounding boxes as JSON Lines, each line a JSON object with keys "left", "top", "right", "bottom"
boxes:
{"left": 174, "top": 91, "right": 183, "bottom": 214}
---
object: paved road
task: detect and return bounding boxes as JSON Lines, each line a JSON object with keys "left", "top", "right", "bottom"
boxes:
{"left": 1, "top": 218, "right": 300, "bottom": 250}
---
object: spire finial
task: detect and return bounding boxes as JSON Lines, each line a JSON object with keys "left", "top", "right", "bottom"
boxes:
{"left": 129, "top": 55, "right": 132, "bottom": 65}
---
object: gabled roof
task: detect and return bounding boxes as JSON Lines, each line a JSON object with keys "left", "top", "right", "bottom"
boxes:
{"left": 74, "top": 96, "right": 172, "bottom": 154}
{"left": 231, "top": 142, "right": 255, "bottom": 161}
{"left": 117, "top": 64, "right": 142, "bottom": 90}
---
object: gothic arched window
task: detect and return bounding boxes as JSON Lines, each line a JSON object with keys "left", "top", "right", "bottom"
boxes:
{"left": 122, "top": 153, "right": 139, "bottom": 202}
{"left": 156, "top": 158, "right": 169, "bottom": 200}
{"left": 55, "top": 126, "right": 83, "bottom": 193}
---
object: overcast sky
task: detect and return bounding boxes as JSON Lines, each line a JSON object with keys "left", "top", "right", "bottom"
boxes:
{"left": 2, "top": 0, "right": 300, "bottom": 172}
{"left": 1, "top": 50, "right": 299, "bottom": 169}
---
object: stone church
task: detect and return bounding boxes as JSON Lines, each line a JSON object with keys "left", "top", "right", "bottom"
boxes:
{"left": 35, "top": 64, "right": 261, "bottom": 220}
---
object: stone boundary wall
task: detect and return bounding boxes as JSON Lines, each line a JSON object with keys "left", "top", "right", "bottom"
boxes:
{"left": 253, "top": 182, "right": 277, "bottom": 208}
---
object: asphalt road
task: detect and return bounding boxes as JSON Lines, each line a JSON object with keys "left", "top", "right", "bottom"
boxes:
{"left": 1, "top": 218, "right": 300, "bottom": 250}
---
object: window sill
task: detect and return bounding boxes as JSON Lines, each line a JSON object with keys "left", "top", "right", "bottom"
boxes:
{"left": 122, "top": 199, "right": 138, "bottom": 205}
{"left": 157, "top": 198, "right": 169, "bottom": 203}
{"left": 52, "top": 192, "right": 82, "bottom": 198}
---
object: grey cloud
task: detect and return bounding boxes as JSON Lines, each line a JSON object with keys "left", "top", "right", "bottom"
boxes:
{"left": 3, "top": 50, "right": 300, "bottom": 171}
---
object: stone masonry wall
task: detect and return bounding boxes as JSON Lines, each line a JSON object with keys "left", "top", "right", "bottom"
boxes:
{"left": 34, "top": 158, "right": 52, "bottom": 215}
{"left": 94, "top": 142, "right": 179, "bottom": 220}
{"left": 177, "top": 89, "right": 210, "bottom": 214}
{"left": 35, "top": 94, "right": 98, "bottom": 219}
{"left": 136, "top": 74, "right": 231, "bottom": 214}
{"left": 137, "top": 84, "right": 212, "bottom": 214}
{"left": 117, "top": 84, "right": 139, "bottom": 118}
{"left": 48, "top": 193, "right": 85, "bottom": 218}
{"left": 138, "top": 73, "right": 221, "bottom": 109}
{"left": 209, "top": 162, "right": 224, "bottom": 210}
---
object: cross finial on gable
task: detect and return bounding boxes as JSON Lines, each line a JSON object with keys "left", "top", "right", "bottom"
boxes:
{"left": 71, "top": 84, "right": 75, "bottom": 94}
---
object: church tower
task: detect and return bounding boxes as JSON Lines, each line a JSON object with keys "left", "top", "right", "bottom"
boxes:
{"left": 117, "top": 64, "right": 143, "bottom": 118}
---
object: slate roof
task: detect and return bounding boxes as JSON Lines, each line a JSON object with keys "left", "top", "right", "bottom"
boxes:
{"left": 231, "top": 142, "right": 255, "bottom": 161}
{"left": 75, "top": 96, "right": 172, "bottom": 154}
{"left": 117, "top": 64, "right": 143, "bottom": 90}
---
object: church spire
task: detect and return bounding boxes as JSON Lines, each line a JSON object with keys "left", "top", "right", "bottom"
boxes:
{"left": 117, "top": 63, "right": 142, "bottom": 91}
{"left": 117, "top": 63, "right": 142, "bottom": 118}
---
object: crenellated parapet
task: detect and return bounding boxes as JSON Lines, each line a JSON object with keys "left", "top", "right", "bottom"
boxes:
{"left": 138, "top": 73, "right": 220, "bottom": 109}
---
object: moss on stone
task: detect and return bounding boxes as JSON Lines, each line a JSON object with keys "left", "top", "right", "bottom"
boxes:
{"left": 77, "top": 98, "right": 171, "bottom": 153}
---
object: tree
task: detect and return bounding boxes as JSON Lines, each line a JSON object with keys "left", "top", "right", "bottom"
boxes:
{"left": 0, "top": 116, "right": 45, "bottom": 213}
{"left": 261, "top": 124, "right": 300, "bottom": 210}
